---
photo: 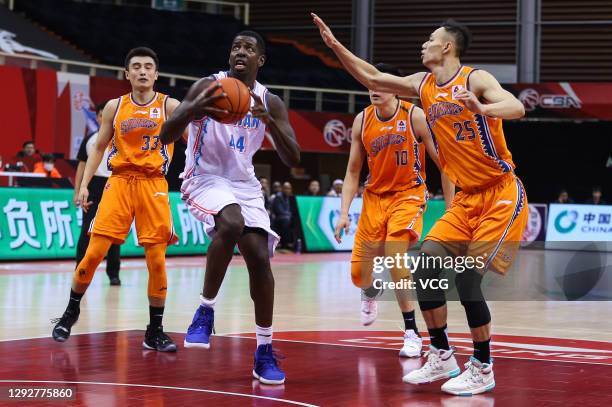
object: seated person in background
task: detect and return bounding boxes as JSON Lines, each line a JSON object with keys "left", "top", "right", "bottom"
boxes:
{"left": 12, "top": 140, "right": 41, "bottom": 171}
{"left": 272, "top": 182, "right": 294, "bottom": 250}
{"left": 307, "top": 180, "right": 321, "bottom": 196}
{"left": 327, "top": 179, "right": 343, "bottom": 197}
{"left": 586, "top": 186, "right": 606, "bottom": 205}
{"left": 556, "top": 189, "right": 573, "bottom": 204}
{"left": 33, "top": 154, "right": 62, "bottom": 178}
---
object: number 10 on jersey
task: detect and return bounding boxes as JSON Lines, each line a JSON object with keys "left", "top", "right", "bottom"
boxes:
{"left": 229, "top": 134, "right": 245, "bottom": 153}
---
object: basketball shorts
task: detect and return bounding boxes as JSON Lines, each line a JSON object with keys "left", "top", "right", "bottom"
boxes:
{"left": 180, "top": 174, "right": 279, "bottom": 257}
{"left": 351, "top": 186, "right": 427, "bottom": 268}
{"left": 425, "top": 172, "right": 528, "bottom": 274}
{"left": 90, "top": 173, "right": 178, "bottom": 245}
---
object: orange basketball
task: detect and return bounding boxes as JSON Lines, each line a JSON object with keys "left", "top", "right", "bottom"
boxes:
{"left": 208, "top": 77, "right": 251, "bottom": 124}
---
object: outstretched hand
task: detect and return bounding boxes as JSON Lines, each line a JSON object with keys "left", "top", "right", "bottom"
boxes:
{"left": 311, "top": 13, "right": 338, "bottom": 49}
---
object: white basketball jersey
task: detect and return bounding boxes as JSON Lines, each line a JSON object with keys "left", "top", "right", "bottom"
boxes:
{"left": 182, "top": 71, "right": 269, "bottom": 182}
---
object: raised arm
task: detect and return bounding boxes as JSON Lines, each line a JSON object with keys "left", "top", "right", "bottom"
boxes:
{"left": 311, "top": 13, "right": 425, "bottom": 96}
{"left": 455, "top": 70, "right": 525, "bottom": 120}
{"left": 76, "top": 98, "right": 118, "bottom": 212}
{"left": 335, "top": 112, "right": 366, "bottom": 243}
{"left": 251, "top": 91, "right": 300, "bottom": 167}
{"left": 160, "top": 79, "right": 227, "bottom": 145}
{"left": 411, "top": 106, "right": 455, "bottom": 209}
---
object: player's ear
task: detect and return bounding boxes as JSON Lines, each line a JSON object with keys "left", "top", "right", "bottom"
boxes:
{"left": 124, "top": 69, "right": 129, "bottom": 80}
{"left": 154, "top": 70, "right": 159, "bottom": 81}
{"left": 258, "top": 54, "right": 266, "bottom": 68}
{"left": 442, "top": 40, "right": 453, "bottom": 56}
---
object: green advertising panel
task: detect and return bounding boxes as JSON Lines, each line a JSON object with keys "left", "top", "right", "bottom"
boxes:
{"left": 0, "top": 188, "right": 210, "bottom": 260}
{"left": 296, "top": 196, "right": 446, "bottom": 252}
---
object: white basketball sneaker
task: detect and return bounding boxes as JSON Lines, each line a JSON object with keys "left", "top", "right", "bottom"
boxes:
{"left": 441, "top": 357, "right": 495, "bottom": 396}
{"left": 360, "top": 299, "right": 378, "bottom": 326}
{"left": 399, "top": 329, "right": 423, "bottom": 358}
{"left": 403, "top": 346, "right": 460, "bottom": 384}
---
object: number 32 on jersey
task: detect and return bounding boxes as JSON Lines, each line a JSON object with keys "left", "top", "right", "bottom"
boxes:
{"left": 229, "top": 134, "right": 245, "bottom": 153}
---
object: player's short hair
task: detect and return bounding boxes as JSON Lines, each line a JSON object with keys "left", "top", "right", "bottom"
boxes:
{"left": 441, "top": 19, "right": 472, "bottom": 57}
{"left": 374, "top": 63, "right": 402, "bottom": 77}
{"left": 22, "top": 140, "right": 34, "bottom": 148}
{"left": 124, "top": 47, "right": 159, "bottom": 70}
{"left": 95, "top": 101, "right": 108, "bottom": 114}
{"left": 42, "top": 153, "right": 55, "bottom": 163}
{"left": 235, "top": 30, "right": 266, "bottom": 55}
{"left": 593, "top": 186, "right": 602, "bottom": 193}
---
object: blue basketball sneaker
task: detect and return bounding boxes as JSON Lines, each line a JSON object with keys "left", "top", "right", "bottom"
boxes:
{"left": 252, "top": 344, "right": 285, "bottom": 385}
{"left": 184, "top": 305, "right": 214, "bottom": 349}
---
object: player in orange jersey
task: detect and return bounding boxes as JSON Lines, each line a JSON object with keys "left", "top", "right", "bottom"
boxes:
{"left": 335, "top": 62, "right": 454, "bottom": 358}
{"left": 51, "top": 47, "right": 226, "bottom": 351}
{"left": 314, "top": 15, "right": 527, "bottom": 395}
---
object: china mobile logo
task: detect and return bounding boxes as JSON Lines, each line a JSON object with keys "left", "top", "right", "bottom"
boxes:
{"left": 518, "top": 87, "right": 582, "bottom": 111}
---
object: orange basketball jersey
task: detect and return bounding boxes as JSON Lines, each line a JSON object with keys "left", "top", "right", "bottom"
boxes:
{"left": 361, "top": 100, "right": 426, "bottom": 195}
{"left": 109, "top": 92, "right": 173, "bottom": 175}
{"left": 419, "top": 66, "right": 515, "bottom": 191}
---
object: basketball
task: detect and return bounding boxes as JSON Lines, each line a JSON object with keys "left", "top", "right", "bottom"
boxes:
{"left": 208, "top": 77, "right": 251, "bottom": 124}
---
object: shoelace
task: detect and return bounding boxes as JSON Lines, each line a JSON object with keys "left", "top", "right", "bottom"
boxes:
{"left": 189, "top": 309, "right": 213, "bottom": 333}
{"left": 258, "top": 348, "right": 285, "bottom": 369}
{"left": 463, "top": 361, "right": 483, "bottom": 384}
{"left": 50, "top": 312, "right": 77, "bottom": 326}
{"left": 421, "top": 352, "right": 442, "bottom": 373}
{"left": 361, "top": 300, "right": 375, "bottom": 313}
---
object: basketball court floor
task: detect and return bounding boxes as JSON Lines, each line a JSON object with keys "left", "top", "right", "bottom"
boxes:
{"left": 1, "top": 252, "right": 611, "bottom": 406}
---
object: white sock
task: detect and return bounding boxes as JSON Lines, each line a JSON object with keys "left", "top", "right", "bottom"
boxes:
{"left": 256, "top": 325, "right": 273, "bottom": 346}
{"left": 200, "top": 295, "right": 216, "bottom": 310}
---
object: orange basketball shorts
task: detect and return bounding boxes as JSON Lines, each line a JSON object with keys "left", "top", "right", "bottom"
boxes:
{"left": 351, "top": 186, "right": 426, "bottom": 274}
{"left": 425, "top": 173, "right": 528, "bottom": 274}
{"left": 89, "top": 172, "right": 178, "bottom": 245}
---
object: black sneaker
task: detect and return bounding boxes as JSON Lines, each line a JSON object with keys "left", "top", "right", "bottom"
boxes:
{"left": 109, "top": 277, "right": 121, "bottom": 286}
{"left": 51, "top": 310, "right": 80, "bottom": 342}
{"left": 143, "top": 325, "right": 177, "bottom": 352}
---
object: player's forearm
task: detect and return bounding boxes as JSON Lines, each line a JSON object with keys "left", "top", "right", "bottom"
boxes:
{"left": 330, "top": 42, "right": 379, "bottom": 90}
{"left": 74, "top": 162, "right": 85, "bottom": 192}
{"left": 440, "top": 172, "right": 455, "bottom": 209}
{"left": 481, "top": 99, "right": 525, "bottom": 120}
{"left": 160, "top": 104, "right": 193, "bottom": 145}
{"left": 267, "top": 119, "right": 300, "bottom": 167}
{"left": 339, "top": 171, "right": 359, "bottom": 217}
{"left": 81, "top": 148, "right": 104, "bottom": 189}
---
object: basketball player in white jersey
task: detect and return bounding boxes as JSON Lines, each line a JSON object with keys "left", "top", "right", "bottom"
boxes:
{"left": 160, "top": 31, "right": 300, "bottom": 385}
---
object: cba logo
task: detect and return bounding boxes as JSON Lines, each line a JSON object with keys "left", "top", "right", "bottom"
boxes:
{"left": 323, "top": 120, "right": 350, "bottom": 147}
{"left": 554, "top": 210, "right": 578, "bottom": 234}
{"left": 518, "top": 89, "right": 539, "bottom": 111}
{"left": 518, "top": 88, "right": 581, "bottom": 112}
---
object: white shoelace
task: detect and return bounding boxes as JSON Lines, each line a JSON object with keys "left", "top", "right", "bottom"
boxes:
{"left": 361, "top": 300, "right": 375, "bottom": 313}
{"left": 462, "top": 360, "right": 484, "bottom": 385}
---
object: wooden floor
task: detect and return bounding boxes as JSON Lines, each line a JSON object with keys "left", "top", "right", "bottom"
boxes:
{"left": 1, "top": 252, "right": 611, "bottom": 406}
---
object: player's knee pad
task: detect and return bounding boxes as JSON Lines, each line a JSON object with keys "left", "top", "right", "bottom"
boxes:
{"left": 74, "top": 235, "right": 112, "bottom": 285}
{"left": 351, "top": 261, "right": 373, "bottom": 289}
{"left": 144, "top": 243, "right": 167, "bottom": 300}
{"left": 456, "top": 269, "right": 490, "bottom": 328}
{"left": 414, "top": 253, "right": 446, "bottom": 311}
{"left": 455, "top": 268, "right": 485, "bottom": 303}
{"left": 461, "top": 300, "right": 491, "bottom": 328}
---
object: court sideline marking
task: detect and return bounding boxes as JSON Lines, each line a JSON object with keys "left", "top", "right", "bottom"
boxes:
{"left": 0, "top": 380, "right": 319, "bottom": 407}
